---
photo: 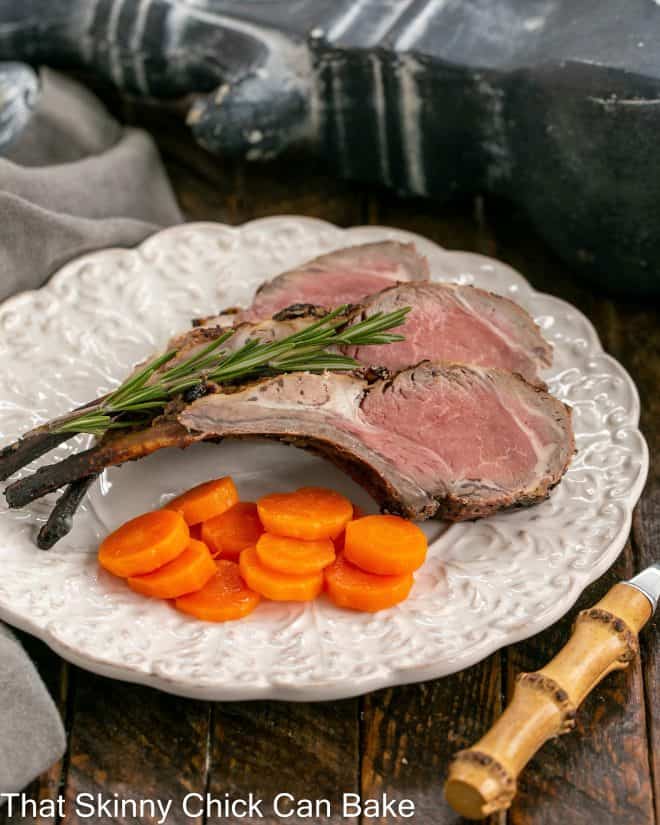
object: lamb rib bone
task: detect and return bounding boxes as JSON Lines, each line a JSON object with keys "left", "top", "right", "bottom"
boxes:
{"left": 5, "top": 364, "right": 574, "bottom": 522}
{"left": 0, "top": 277, "right": 551, "bottom": 483}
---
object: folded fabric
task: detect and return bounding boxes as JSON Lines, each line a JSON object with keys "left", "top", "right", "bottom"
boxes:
{"left": 0, "top": 627, "right": 66, "bottom": 794}
{"left": 0, "top": 67, "right": 182, "bottom": 796}
{"left": 0, "top": 68, "right": 182, "bottom": 300}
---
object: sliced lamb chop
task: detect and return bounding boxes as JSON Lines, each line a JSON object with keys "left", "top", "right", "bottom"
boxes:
{"left": 6, "top": 364, "right": 574, "bottom": 521}
{"left": 164, "top": 313, "right": 333, "bottom": 372}
{"left": 195, "top": 240, "right": 429, "bottom": 326}
{"left": 170, "top": 281, "right": 551, "bottom": 386}
{"left": 180, "top": 363, "right": 572, "bottom": 520}
{"left": 3, "top": 240, "right": 418, "bottom": 476}
{"left": 0, "top": 280, "right": 552, "bottom": 487}
{"left": 0, "top": 313, "right": 331, "bottom": 484}
{"left": 343, "top": 282, "right": 552, "bottom": 385}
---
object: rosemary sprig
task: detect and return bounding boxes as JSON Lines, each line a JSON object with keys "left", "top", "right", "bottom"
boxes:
{"left": 53, "top": 305, "right": 410, "bottom": 437}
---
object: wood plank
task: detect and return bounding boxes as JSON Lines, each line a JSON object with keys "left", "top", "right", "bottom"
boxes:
{"left": 359, "top": 661, "right": 505, "bottom": 825}
{"left": 60, "top": 672, "right": 210, "bottom": 825}
{"left": 603, "top": 299, "right": 660, "bottom": 821}
{"left": 166, "top": 148, "right": 365, "bottom": 227}
{"left": 636, "top": 490, "right": 660, "bottom": 825}
{"left": 508, "top": 545, "right": 654, "bottom": 825}
{"left": 205, "top": 700, "right": 359, "bottom": 825}
{"left": 368, "top": 190, "right": 497, "bottom": 258}
{"left": 4, "top": 114, "right": 654, "bottom": 825}
{"left": 487, "top": 199, "right": 655, "bottom": 824}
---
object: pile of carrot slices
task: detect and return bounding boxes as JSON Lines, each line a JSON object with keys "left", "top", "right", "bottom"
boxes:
{"left": 98, "top": 477, "right": 427, "bottom": 622}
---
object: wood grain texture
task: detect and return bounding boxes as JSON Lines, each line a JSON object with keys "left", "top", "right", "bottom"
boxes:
{"left": 206, "top": 701, "right": 359, "bottom": 825}
{"left": 114, "top": 94, "right": 366, "bottom": 229}
{"left": 447, "top": 582, "right": 653, "bottom": 820}
{"left": 368, "top": 190, "right": 497, "bottom": 260}
{"left": 506, "top": 547, "right": 653, "bottom": 825}
{"left": 609, "top": 300, "right": 660, "bottom": 823}
{"left": 359, "top": 662, "right": 505, "bottom": 825}
{"left": 509, "top": 545, "right": 654, "bottom": 825}
{"left": 488, "top": 198, "right": 656, "bottom": 825}
{"left": 637, "top": 489, "right": 660, "bottom": 825}
{"left": 60, "top": 674, "right": 210, "bottom": 825}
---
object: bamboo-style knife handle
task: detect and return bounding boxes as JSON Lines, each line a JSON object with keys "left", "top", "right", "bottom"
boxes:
{"left": 445, "top": 582, "right": 653, "bottom": 819}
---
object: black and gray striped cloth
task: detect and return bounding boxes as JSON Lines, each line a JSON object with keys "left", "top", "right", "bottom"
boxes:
{"left": 0, "top": 68, "right": 181, "bottom": 795}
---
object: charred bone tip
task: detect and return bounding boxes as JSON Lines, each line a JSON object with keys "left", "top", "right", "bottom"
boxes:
{"left": 0, "top": 431, "right": 74, "bottom": 482}
{"left": 36, "top": 475, "right": 98, "bottom": 550}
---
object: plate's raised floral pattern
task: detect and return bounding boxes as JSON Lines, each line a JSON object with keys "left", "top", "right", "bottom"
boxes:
{"left": 0, "top": 219, "right": 648, "bottom": 700}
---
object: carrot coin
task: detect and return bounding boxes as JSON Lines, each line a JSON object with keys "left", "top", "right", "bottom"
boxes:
{"left": 175, "top": 560, "right": 260, "bottom": 622}
{"left": 239, "top": 546, "right": 323, "bottom": 601}
{"left": 201, "top": 501, "right": 264, "bottom": 560}
{"left": 324, "top": 554, "right": 414, "bottom": 612}
{"left": 98, "top": 509, "right": 189, "bottom": 577}
{"left": 127, "top": 539, "right": 216, "bottom": 599}
{"left": 257, "top": 487, "right": 353, "bottom": 540}
{"left": 165, "top": 476, "right": 238, "bottom": 525}
{"left": 334, "top": 505, "right": 368, "bottom": 551}
{"left": 189, "top": 523, "right": 203, "bottom": 541}
{"left": 255, "top": 533, "right": 335, "bottom": 575}
{"left": 344, "top": 514, "right": 427, "bottom": 575}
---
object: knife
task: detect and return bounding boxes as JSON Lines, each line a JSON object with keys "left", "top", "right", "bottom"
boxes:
{"left": 444, "top": 564, "right": 660, "bottom": 819}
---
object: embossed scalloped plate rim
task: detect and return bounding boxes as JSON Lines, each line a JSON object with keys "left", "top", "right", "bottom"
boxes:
{"left": 0, "top": 218, "right": 649, "bottom": 701}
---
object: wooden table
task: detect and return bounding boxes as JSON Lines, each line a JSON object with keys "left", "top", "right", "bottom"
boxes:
{"left": 2, "top": 107, "right": 658, "bottom": 825}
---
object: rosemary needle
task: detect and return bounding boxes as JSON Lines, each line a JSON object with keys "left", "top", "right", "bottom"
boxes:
{"left": 53, "top": 305, "right": 411, "bottom": 437}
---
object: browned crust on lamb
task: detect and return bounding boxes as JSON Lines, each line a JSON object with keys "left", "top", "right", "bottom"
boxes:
{"left": 175, "top": 364, "right": 574, "bottom": 522}
{"left": 4, "top": 367, "right": 574, "bottom": 521}
{"left": 437, "top": 472, "right": 565, "bottom": 520}
{"left": 252, "top": 240, "right": 430, "bottom": 300}
{"left": 209, "top": 430, "right": 438, "bottom": 521}
{"left": 348, "top": 281, "right": 552, "bottom": 387}
{"left": 405, "top": 368, "right": 574, "bottom": 520}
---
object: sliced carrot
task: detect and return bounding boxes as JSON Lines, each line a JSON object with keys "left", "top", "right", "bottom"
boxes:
{"left": 175, "top": 560, "right": 260, "bottom": 622}
{"left": 255, "top": 532, "right": 335, "bottom": 575}
{"left": 324, "top": 554, "right": 414, "bottom": 612}
{"left": 344, "top": 514, "right": 427, "bottom": 575}
{"left": 99, "top": 509, "right": 189, "bottom": 578}
{"left": 334, "top": 505, "right": 368, "bottom": 551}
{"left": 257, "top": 487, "right": 353, "bottom": 540}
{"left": 201, "top": 501, "right": 264, "bottom": 560}
{"left": 165, "top": 476, "right": 238, "bottom": 525}
{"left": 127, "top": 539, "right": 216, "bottom": 599}
{"left": 189, "top": 523, "right": 203, "bottom": 541}
{"left": 239, "top": 546, "right": 323, "bottom": 601}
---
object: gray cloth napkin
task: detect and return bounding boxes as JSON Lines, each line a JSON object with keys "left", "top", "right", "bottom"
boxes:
{"left": 0, "top": 68, "right": 182, "bottom": 300}
{"left": 0, "top": 627, "right": 66, "bottom": 794}
{"left": 0, "top": 68, "right": 182, "bottom": 794}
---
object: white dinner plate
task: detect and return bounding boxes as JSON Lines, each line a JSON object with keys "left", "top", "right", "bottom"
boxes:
{"left": 0, "top": 218, "right": 648, "bottom": 700}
